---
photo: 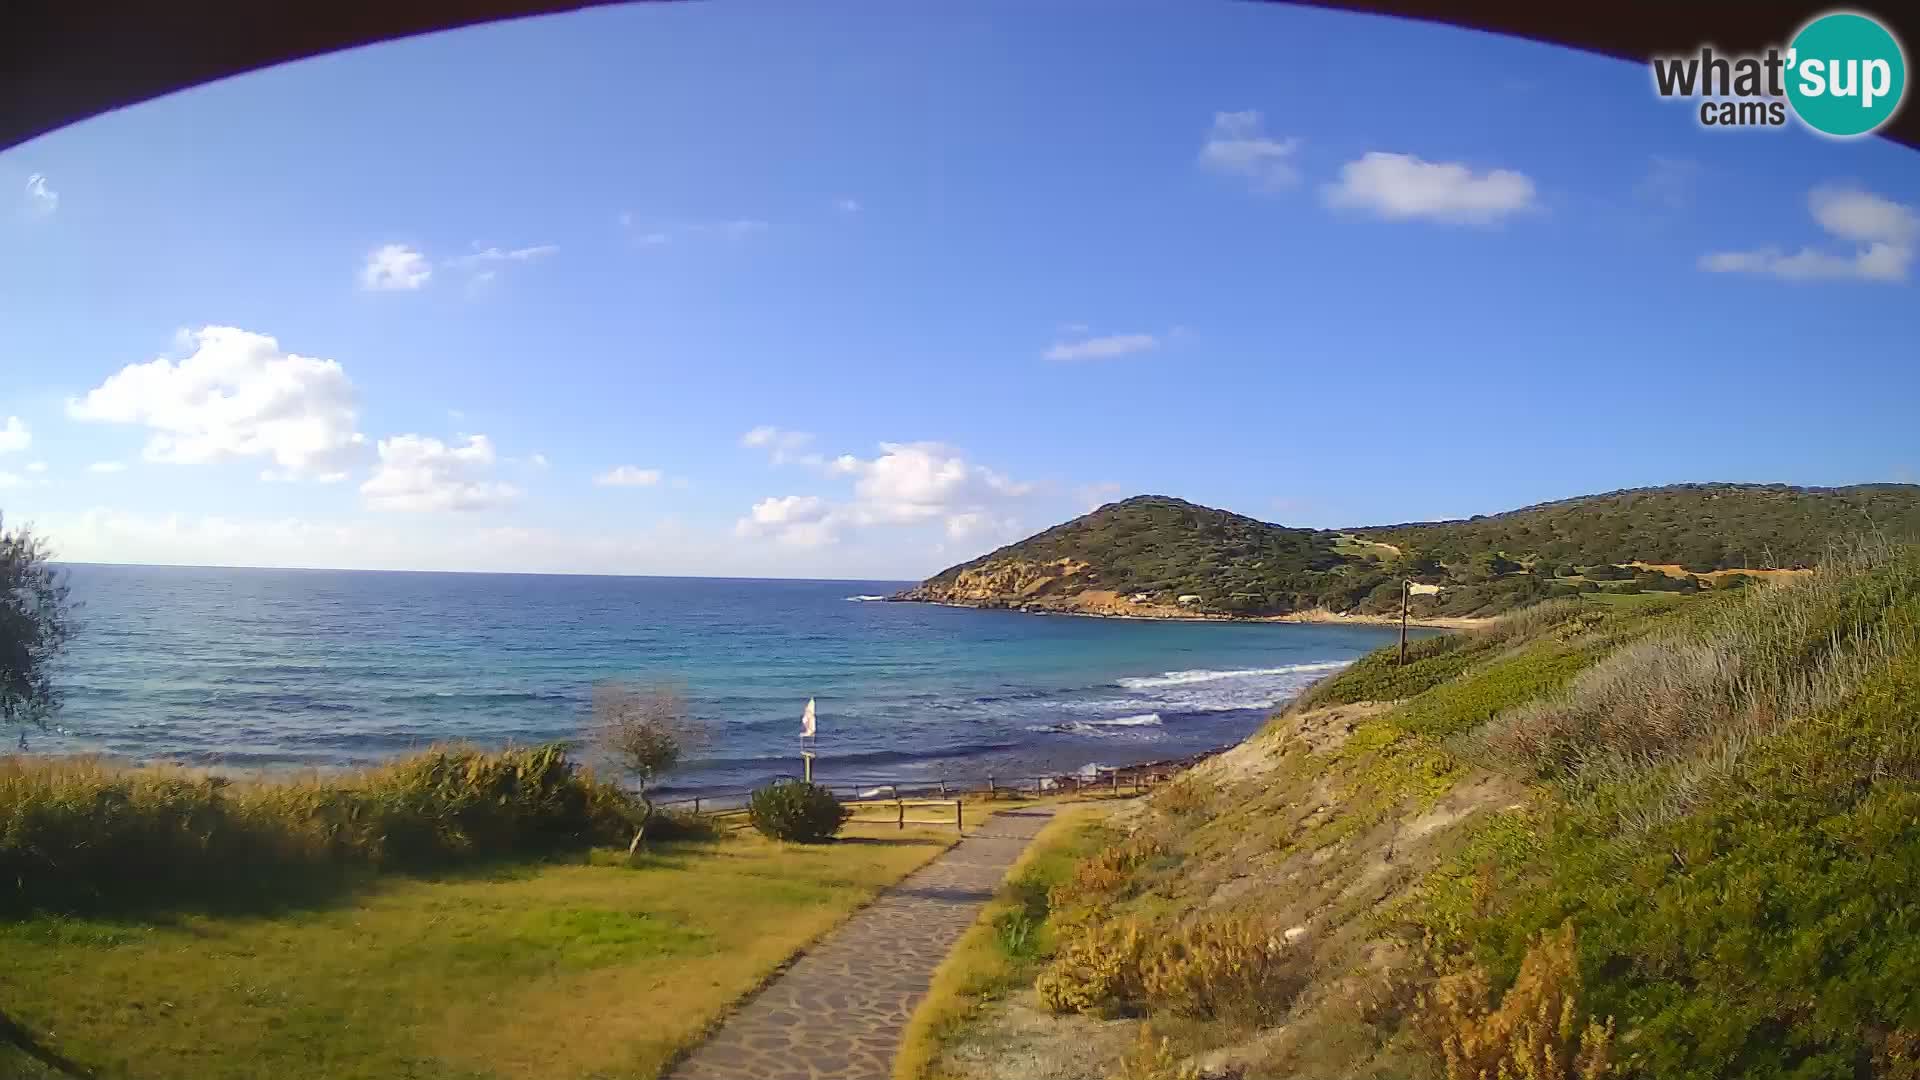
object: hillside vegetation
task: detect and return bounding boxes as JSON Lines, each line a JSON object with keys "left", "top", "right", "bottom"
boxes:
{"left": 916, "top": 542, "right": 1920, "bottom": 1079}
{"left": 898, "top": 485, "right": 1920, "bottom": 619}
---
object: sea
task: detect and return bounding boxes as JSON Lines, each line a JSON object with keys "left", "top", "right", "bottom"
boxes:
{"left": 29, "top": 564, "right": 1423, "bottom": 793}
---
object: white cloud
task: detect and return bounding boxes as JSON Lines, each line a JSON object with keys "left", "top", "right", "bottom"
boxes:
{"left": 361, "top": 434, "right": 518, "bottom": 512}
{"left": 1810, "top": 187, "right": 1918, "bottom": 246}
{"left": 24, "top": 173, "right": 57, "bottom": 216}
{"left": 88, "top": 461, "right": 126, "bottom": 474}
{"left": 0, "top": 472, "right": 17, "bottom": 488}
{"left": 69, "top": 326, "right": 369, "bottom": 481}
{"left": 736, "top": 441, "right": 1035, "bottom": 550}
{"left": 1199, "top": 111, "right": 1301, "bottom": 190}
{"left": 836, "top": 198, "right": 862, "bottom": 213}
{"left": 360, "top": 244, "right": 432, "bottom": 291}
{"left": 25, "top": 462, "right": 46, "bottom": 473}
{"left": 0, "top": 416, "right": 28, "bottom": 454}
{"left": 1701, "top": 186, "right": 1916, "bottom": 283}
{"left": 734, "top": 494, "right": 837, "bottom": 547}
{"left": 530, "top": 453, "right": 550, "bottom": 469}
{"left": 1323, "top": 152, "right": 1537, "bottom": 224}
{"left": 741, "top": 426, "right": 823, "bottom": 466}
{"left": 595, "top": 465, "right": 663, "bottom": 487}
{"left": 1044, "top": 333, "right": 1159, "bottom": 362}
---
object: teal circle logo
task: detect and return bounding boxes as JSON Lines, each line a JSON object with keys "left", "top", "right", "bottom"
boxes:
{"left": 1786, "top": 12, "right": 1907, "bottom": 137}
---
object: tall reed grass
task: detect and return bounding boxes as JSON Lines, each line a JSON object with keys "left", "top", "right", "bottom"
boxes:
{"left": 0, "top": 743, "right": 643, "bottom": 912}
{"left": 1465, "top": 538, "right": 1920, "bottom": 829}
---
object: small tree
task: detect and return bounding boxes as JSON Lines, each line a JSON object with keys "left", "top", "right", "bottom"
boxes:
{"left": 2, "top": 515, "right": 74, "bottom": 740}
{"left": 585, "top": 681, "right": 707, "bottom": 856}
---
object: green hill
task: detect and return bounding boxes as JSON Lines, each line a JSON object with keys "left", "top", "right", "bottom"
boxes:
{"left": 1361, "top": 482, "right": 1920, "bottom": 572}
{"left": 898, "top": 484, "right": 1920, "bottom": 619}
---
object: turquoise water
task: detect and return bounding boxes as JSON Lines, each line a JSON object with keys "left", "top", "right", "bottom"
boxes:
{"left": 37, "top": 564, "right": 1418, "bottom": 790}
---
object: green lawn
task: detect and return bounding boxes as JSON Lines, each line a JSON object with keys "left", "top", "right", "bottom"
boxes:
{"left": 0, "top": 819, "right": 994, "bottom": 1080}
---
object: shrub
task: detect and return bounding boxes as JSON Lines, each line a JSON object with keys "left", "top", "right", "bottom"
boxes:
{"left": 1047, "top": 832, "right": 1163, "bottom": 917}
{"left": 1, "top": 515, "right": 73, "bottom": 733}
{"left": 747, "top": 781, "right": 849, "bottom": 843}
{"left": 584, "top": 682, "right": 708, "bottom": 853}
{"left": 1035, "top": 918, "right": 1149, "bottom": 1014}
{"left": 0, "top": 744, "right": 641, "bottom": 913}
{"left": 1140, "top": 911, "right": 1302, "bottom": 1025}
{"left": 1415, "top": 922, "right": 1614, "bottom": 1080}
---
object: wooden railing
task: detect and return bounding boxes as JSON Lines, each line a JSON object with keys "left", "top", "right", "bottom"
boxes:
{"left": 654, "top": 747, "right": 1223, "bottom": 833}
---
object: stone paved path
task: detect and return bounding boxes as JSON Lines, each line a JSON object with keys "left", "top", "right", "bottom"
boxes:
{"left": 667, "top": 806, "right": 1059, "bottom": 1080}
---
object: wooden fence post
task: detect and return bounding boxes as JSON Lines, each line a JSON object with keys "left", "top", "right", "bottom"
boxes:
{"left": 693, "top": 796, "right": 701, "bottom": 815}
{"left": 897, "top": 800, "right": 906, "bottom": 830}
{"left": 955, "top": 799, "right": 963, "bottom": 833}
{"left": 987, "top": 775, "right": 996, "bottom": 798}
{"left": 1111, "top": 771, "right": 1119, "bottom": 793}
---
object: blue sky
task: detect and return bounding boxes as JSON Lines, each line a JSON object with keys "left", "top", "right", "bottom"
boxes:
{"left": 1, "top": 1, "right": 1916, "bottom": 579}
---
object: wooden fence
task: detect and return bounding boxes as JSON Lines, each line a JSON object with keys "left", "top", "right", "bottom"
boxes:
{"left": 655, "top": 747, "right": 1222, "bottom": 833}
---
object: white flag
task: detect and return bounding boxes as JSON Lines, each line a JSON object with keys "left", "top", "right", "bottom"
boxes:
{"left": 1407, "top": 581, "right": 1444, "bottom": 596}
{"left": 800, "top": 697, "right": 817, "bottom": 738}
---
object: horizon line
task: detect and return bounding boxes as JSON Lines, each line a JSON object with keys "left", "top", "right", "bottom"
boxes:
{"left": 52, "top": 559, "right": 919, "bottom": 585}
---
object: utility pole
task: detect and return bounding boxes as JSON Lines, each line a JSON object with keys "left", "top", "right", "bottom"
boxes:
{"left": 1398, "top": 578, "right": 1410, "bottom": 666}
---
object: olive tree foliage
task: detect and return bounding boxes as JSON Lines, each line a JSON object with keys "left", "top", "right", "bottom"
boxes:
{"left": 584, "top": 681, "right": 708, "bottom": 854}
{"left": 1, "top": 515, "right": 74, "bottom": 734}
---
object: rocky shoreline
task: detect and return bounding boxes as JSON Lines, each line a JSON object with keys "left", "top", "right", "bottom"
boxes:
{"left": 886, "top": 590, "right": 1484, "bottom": 630}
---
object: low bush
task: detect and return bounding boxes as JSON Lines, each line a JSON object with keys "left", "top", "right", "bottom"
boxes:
{"left": 747, "top": 781, "right": 849, "bottom": 843}
{"left": 1140, "top": 911, "right": 1302, "bottom": 1025}
{"left": 0, "top": 744, "right": 640, "bottom": 913}
{"left": 1047, "top": 832, "right": 1163, "bottom": 918}
{"left": 1035, "top": 918, "right": 1149, "bottom": 1014}
{"left": 1415, "top": 922, "right": 1614, "bottom": 1080}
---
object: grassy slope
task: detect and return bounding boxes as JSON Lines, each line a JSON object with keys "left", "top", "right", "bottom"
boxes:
{"left": 0, "top": 822, "right": 981, "bottom": 1080}
{"left": 964, "top": 545, "right": 1920, "bottom": 1079}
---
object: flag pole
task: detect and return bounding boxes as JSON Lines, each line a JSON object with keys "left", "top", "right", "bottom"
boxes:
{"left": 1399, "top": 578, "right": 1410, "bottom": 666}
{"left": 800, "top": 698, "right": 817, "bottom": 784}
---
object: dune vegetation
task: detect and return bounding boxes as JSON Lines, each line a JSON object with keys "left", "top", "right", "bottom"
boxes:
{"left": 913, "top": 540, "right": 1920, "bottom": 1079}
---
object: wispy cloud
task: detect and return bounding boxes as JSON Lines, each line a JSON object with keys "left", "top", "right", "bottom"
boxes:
{"left": 594, "top": 465, "right": 663, "bottom": 487}
{"left": 1700, "top": 186, "right": 1916, "bottom": 283}
{"left": 1323, "top": 152, "right": 1536, "bottom": 225}
{"left": 23, "top": 173, "right": 57, "bottom": 217}
{"left": 621, "top": 217, "right": 770, "bottom": 246}
{"left": 1044, "top": 332, "right": 1159, "bottom": 362}
{"left": 444, "top": 243, "right": 560, "bottom": 270}
{"left": 88, "top": 461, "right": 127, "bottom": 474}
{"left": 1636, "top": 156, "right": 1701, "bottom": 210}
{"left": 1199, "top": 111, "right": 1301, "bottom": 191}
{"left": 741, "top": 426, "right": 823, "bottom": 467}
